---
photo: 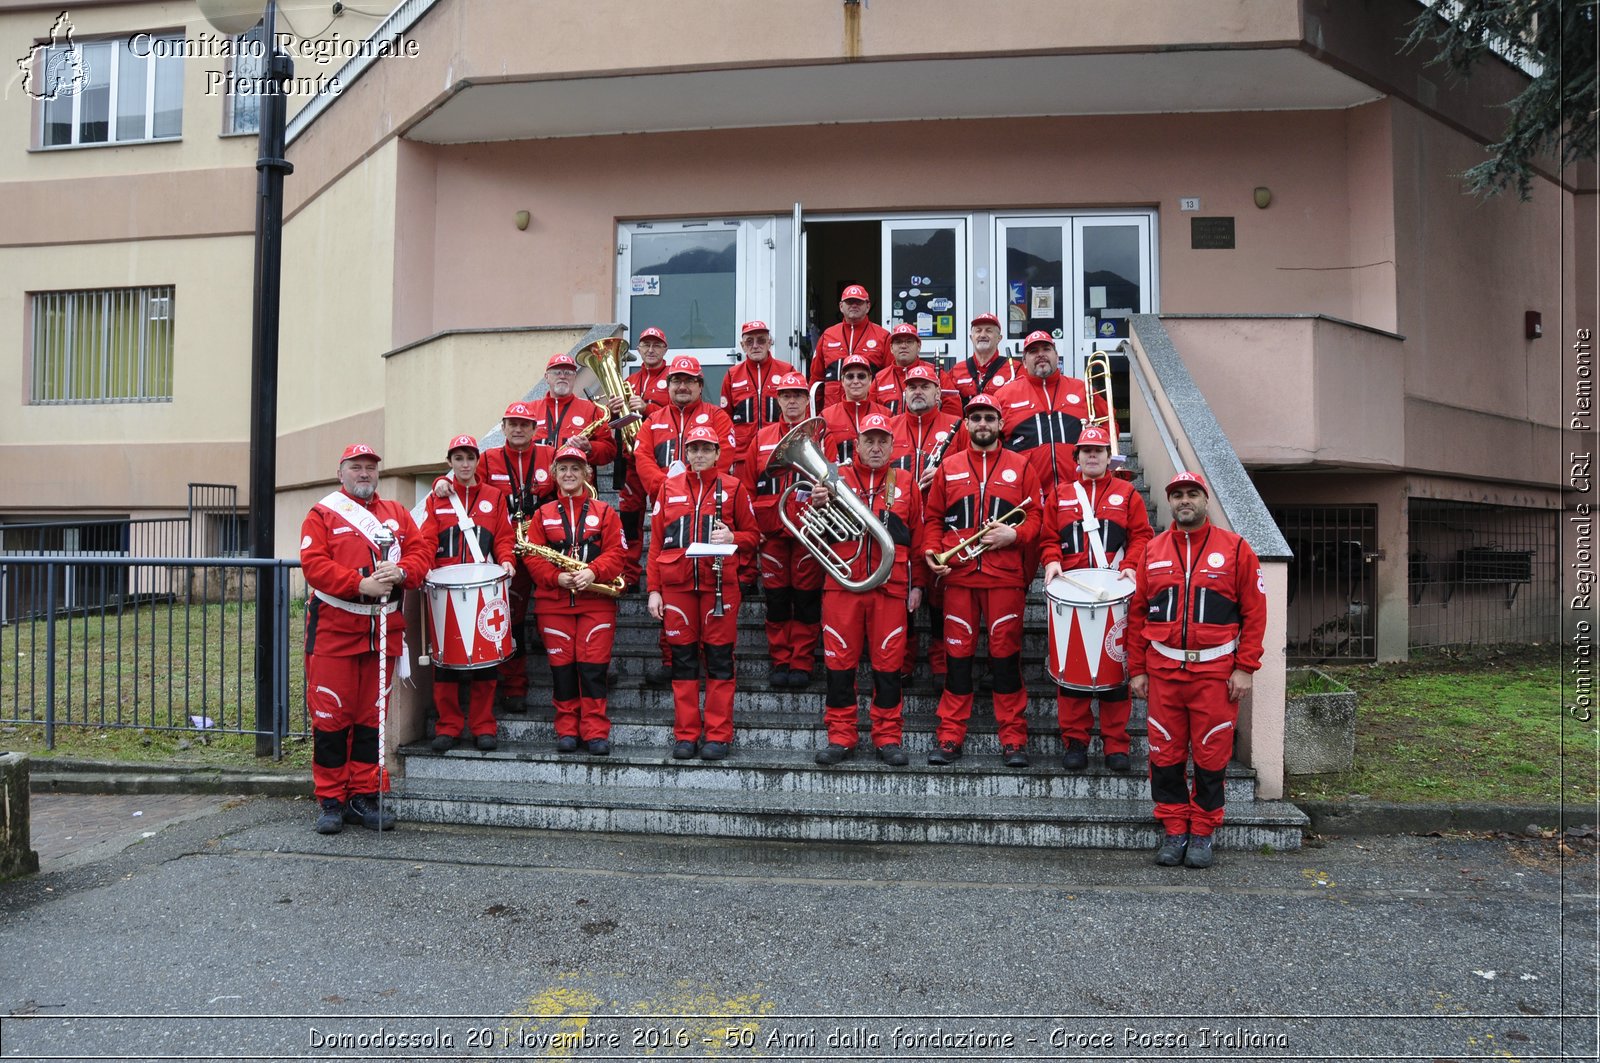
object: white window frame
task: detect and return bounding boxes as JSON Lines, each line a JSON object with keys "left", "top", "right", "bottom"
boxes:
{"left": 30, "top": 286, "right": 176, "bottom": 405}
{"left": 222, "top": 22, "right": 266, "bottom": 136}
{"left": 39, "top": 32, "right": 184, "bottom": 149}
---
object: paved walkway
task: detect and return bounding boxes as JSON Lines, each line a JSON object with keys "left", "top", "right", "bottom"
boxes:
{"left": 27, "top": 792, "right": 235, "bottom": 872}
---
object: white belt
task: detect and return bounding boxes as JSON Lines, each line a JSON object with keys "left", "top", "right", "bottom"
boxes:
{"left": 314, "top": 589, "right": 400, "bottom": 617}
{"left": 1151, "top": 638, "right": 1238, "bottom": 664}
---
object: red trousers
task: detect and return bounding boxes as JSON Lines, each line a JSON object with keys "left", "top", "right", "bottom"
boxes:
{"left": 901, "top": 580, "right": 946, "bottom": 676}
{"left": 541, "top": 602, "right": 617, "bottom": 741}
{"left": 1057, "top": 694, "right": 1132, "bottom": 755}
{"left": 619, "top": 463, "right": 646, "bottom": 588}
{"left": 306, "top": 652, "right": 393, "bottom": 800}
{"left": 935, "top": 584, "right": 1028, "bottom": 747}
{"left": 1145, "top": 668, "right": 1237, "bottom": 837}
{"left": 433, "top": 673, "right": 497, "bottom": 739}
{"left": 662, "top": 585, "right": 741, "bottom": 743}
{"left": 496, "top": 567, "right": 536, "bottom": 699}
{"left": 821, "top": 586, "right": 907, "bottom": 747}
{"left": 758, "top": 535, "right": 822, "bottom": 671}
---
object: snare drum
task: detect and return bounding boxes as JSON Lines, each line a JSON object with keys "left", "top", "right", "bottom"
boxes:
{"left": 1046, "top": 569, "right": 1136, "bottom": 695}
{"left": 423, "top": 562, "right": 512, "bottom": 671}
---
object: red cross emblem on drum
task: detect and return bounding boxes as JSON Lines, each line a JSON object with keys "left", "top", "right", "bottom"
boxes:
{"left": 477, "top": 597, "right": 509, "bottom": 643}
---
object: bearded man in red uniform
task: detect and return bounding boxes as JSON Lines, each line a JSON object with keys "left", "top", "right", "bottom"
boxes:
{"left": 523, "top": 446, "right": 627, "bottom": 756}
{"left": 995, "top": 330, "right": 1097, "bottom": 497}
{"left": 871, "top": 323, "right": 961, "bottom": 415}
{"left": 890, "top": 364, "right": 966, "bottom": 686}
{"left": 819, "top": 353, "right": 889, "bottom": 464}
{"left": 611, "top": 326, "right": 673, "bottom": 591}
{"left": 947, "top": 312, "right": 1018, "bottom": 406}
{"left": 804, "top": 415, "right": 925, "bottom": 767}
{"left": 646, "top": 426, "right": 759, "bottom": 761}
{"left": 1128, "top": 472, "right": 1266, "bottom": 871}
{"left": 1041, "top": 425, "right": 1152, "bottom": 773}
{"left": 742, "top": 372, "right": 823, "bottom": 689}
{"left": 922, "top": 393, "right": 1043, "bottom": 768}
{"left": 479, "top": 400, "right": 556, "bottom": 715}
{"left": 300, "top": 444, "right": 432, "bottom": 834}
{"left": 634, "top": 355, "right": 737, "bottom": 686}
{"left": 418, "top": 435, "right": 516, "bottom": 753}
{"left": 810, "top": 283, "right": 891, "bottom": 409}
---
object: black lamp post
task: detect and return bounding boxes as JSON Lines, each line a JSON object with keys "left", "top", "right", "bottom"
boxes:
{"left": 202, "top": 1, "right": 293, "bottom": 755}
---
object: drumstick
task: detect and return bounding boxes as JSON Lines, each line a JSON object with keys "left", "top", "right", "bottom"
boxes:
{"left": 1055, "top": 570, "right": 1117, "bottom": 602}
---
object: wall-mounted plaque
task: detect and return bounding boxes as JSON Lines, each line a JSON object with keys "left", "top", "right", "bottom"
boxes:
{"left": 1190, "top": 216, "right": 1236, "bottom": 250}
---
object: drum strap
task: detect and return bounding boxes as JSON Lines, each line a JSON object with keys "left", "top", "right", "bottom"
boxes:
{"left": 444, "top": 484, "right": 488, "bottom": 565}
{"left": 1071, "top": 482, "right": 1110, "bottom": 570}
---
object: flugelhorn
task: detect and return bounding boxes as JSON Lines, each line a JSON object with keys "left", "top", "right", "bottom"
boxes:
{"left": 575, "top": 336, "right": 642, "bottom": 453}
{"left": 772, "top": 417, "right": 896, "bottom": 593}
{"left": 1083, "top": 349, "right": 1122, "bottom": 465}
{"left": 932, "top": 496, "right": 1033, "bottom": 566}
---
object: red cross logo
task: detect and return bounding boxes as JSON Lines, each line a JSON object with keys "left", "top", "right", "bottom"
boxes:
{"left": 477, "top": 599, "right": 510, "bottom": 643}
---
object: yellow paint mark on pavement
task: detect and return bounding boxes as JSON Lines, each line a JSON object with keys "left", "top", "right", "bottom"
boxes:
{"left": 1300, "top": 867, "right": 1337, "bottom": 888}
{"left": 503, "top": 975, "right": 775, "bottom": 1058}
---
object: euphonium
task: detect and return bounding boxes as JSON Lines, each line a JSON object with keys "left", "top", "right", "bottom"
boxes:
{"left": 521, "top": 541, "right": 625, "bottom": 598}
{"left": 932, "top": 496, "right": 1033, "bottom": 566}
{"left": 771, "top": 417, "right": 896, "bottom": 593}
{"left": 575, "top": 336, "right": 641, "bottom": 453}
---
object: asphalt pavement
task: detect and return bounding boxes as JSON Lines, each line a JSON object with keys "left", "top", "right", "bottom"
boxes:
{"left": 1, "top": 794, "right": 1596, "bottom": 1062}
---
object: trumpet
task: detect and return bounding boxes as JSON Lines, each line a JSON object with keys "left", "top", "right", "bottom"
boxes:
{"left": 1083, "top": 348, "right": 1122, "bottom": 465}
{"left": 932, "top": 496, "right": 1033, "bottom": 566}
{"left": 518, "top": 538, "right": 625, "bottom": 598}
{"left": 575, "top": 337, "right": 642, "bottom": 453}
{"left": 772, "top": 417, "right": 896, "bottom": 593}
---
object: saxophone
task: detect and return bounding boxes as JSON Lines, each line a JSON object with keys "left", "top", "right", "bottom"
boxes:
{"left": 521, "top": 541, "right": 625, "bottom": 598}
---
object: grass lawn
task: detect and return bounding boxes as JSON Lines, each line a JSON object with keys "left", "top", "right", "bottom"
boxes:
{"left": 1288, "top": 644, "right": 1597, "bottom": 807}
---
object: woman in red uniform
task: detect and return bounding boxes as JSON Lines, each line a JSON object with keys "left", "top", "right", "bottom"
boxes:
{"left": 523, "top": 446, "right": 627, "bottom": 755}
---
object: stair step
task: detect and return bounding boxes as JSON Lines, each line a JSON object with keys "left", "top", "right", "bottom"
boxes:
{"left": 388, "top": 782, "right": 1306, "bottom": 850}
{"left": 493, "top": 685, "right": 1141, "bottom": 720}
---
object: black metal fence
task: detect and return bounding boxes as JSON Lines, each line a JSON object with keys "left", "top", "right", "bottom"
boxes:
{"left": 1409, "top": 499, "right": 1560, "bottom": 649}
{"left": 0, "top": 557, "right": 306, "bottom": 756}
{"left": 1271, "top": 504, "right": 1379, "bottom": 663}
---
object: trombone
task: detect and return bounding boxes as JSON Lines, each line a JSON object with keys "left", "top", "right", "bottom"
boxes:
{"left": 931, "top": 496, "right": 1033, "bottom": 566}
{"left": 1083, "top": 348, "right": 1123, "bottom": 465}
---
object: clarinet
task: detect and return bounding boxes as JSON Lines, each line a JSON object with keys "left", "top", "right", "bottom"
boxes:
{"left": 711, "top": 477, "right": 726, "bottom": 618}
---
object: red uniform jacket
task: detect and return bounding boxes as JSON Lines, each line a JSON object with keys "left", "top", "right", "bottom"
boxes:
{"left": 890, "top": 408, "right": 967, "bottom": 485}
{"left": 922, "top": 446, "right": 1043, "bottom": 589}
{"left": 819, "top": 398, "right": 889, "bottom": 464}
{"left": 633, "top": 401, "right": 738, "bottom": 499}
{"left": 947, "top": 351, "right": 1019, "bottom": 406}
{"left": 1041, "top": 473, "right": 1152, "bottom": 574}
{"left": 810, "top": 320, "right": 892, "bottom": 408}
{"left": 628, "top": 362, "right": 673, "bottom": 411}
{"left": 646, "top": 469, "right": 760, "bottom": 591}
{"left": 720, "top": 355, "right": 797, "bottom": 454}
{"left": 871, "top": 360, "right": 962, "bottom": 416}
{"left": 417, "top": 479, "right": 515, "bottom": 572}
{"left": 528, "top": 394, "right": 618, "bottom": 467}
{"left": 742, "top": 418, "right": 811, "bottom": 536}
{"left": 995, "top": 371, "right": 1098, "bottom": 494}
{"left": 804, "top": 460, "right": 926, "bottom": 597}
{"left": 1126, "top": 520, "right": 1266, "bottom": 679}
{"left": 300, "top": 489, "right": 432, "bottom": 657}
{"left": 522, "top": 492, "right": 627, "bottom": 611}
{"left": 480, "top": 442, "right": 558, "bottom": 517}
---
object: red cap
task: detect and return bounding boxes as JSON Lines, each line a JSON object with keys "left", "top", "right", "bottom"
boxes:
{"left": 903, "top": 363, "right": 940, "bottom": 384}
{"left": 1074, "top": 425, "right": 1112, "bottom": 451}
{"left": 339, "top": 443, "right": 380, "bottom": 463}
{"left": 1022, "top": 330, "right": 1056, "bottom": 350}
{"left": 774, "top": 372, "right": 810, "bottom": 392}
{"left": 684, "top": 425, "right": 722, "bottom": 446}
{"left": 841, "top": 284, "right": 871, "bottom": 302}
{"left": 546, "top": 352, "right": 578, "bottom": 371}
{"left": 446, "top": 434, "right": 479, "bottom": 456}
{"left": 965, "top": 392, "right": 1002, "bottom": 415}
{"left": 553, "top": 445, "right": 590, "bottom": 465}
{"left": 970, "top": 312, "right": 1001, "bottom": 328}
{"left": 503, "top": 401, "right": 537, "bottom": 421}
{"left": 840, "top": 352, "right": 874, "bottom": 374}
{"left": 1166, "top": 470, "right": 1210, "bottom": 497}
{"left": 667, "top": 355, "right": 704, "bottom": 379}
{"left": 858, "top": 413, "right": 894, "bottom": 436}
{"left": 740, "top": 320, "right": 771, "bottom": 336}
{"left": 889, "top": 322, "right": 922, "bottom": 342}
{"left": 638, "top": 327, "right": 667, "bottom": 345}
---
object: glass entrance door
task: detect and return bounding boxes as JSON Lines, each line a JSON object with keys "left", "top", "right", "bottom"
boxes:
{"left": 880, "top": 218, "right": 967, "bottom": 369}
{"left": 996, "top": 218, "right": 1068, "bottom": 364}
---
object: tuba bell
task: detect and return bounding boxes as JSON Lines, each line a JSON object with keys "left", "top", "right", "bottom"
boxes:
{"left": 575, "top": 336, "right": 642, "bottom": 453}
{"left": 771, "top": 417, "right": 897, "bottom": 593}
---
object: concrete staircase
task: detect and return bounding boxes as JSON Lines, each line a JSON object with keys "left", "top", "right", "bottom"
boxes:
{"left": 392, "top": 475, "right": 1308, "bottom": 849}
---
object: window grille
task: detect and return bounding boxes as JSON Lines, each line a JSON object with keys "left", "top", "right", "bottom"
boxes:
{"left": 40, "top": 34, "right": 183, "bottom": 147}
{"left": 1409, "top": 499, "right": 1560, "bottom": 649}
{"left": 31, "top": 287, "right": 175, "bottom": 404}
{"left": 224, "top": 22, "right": 265, "bottom": 135}
{"left": 1270, "top": 505, "right": 1378, "bottom": 663}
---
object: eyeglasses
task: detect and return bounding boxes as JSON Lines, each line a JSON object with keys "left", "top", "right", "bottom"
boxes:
{"left": 966, "top": 413, "right": 1001, "bottom": 424}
